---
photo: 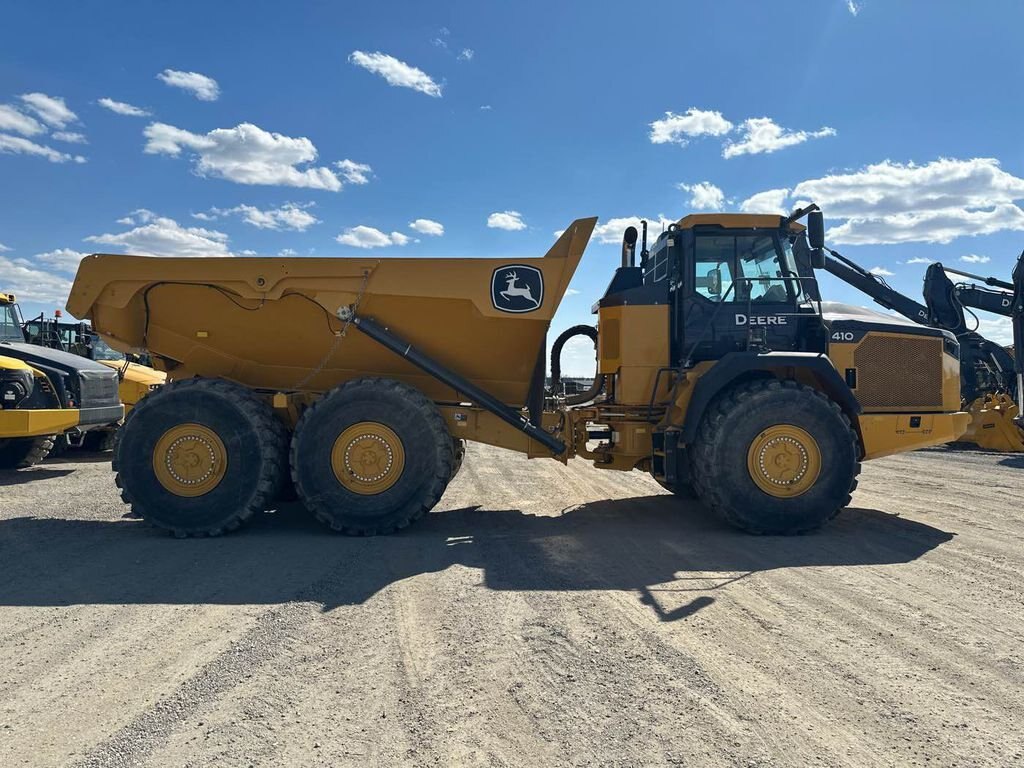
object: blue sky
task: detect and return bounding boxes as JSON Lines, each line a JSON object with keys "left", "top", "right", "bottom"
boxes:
{"left": 1, "top": 0, "right": 1023, "bottom": 374}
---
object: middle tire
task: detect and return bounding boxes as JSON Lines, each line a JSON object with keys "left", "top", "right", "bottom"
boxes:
{"left": 291, "top": 378, "right": 454, "bottom": 535}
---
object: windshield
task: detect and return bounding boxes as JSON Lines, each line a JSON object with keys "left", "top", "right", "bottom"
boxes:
{"left": 737, "top": 235, "right": 807, "bottom": 303}
{"left": 0, "top": 302, "right": 24, "bottom": 342}
{"left": 88, "top": 335, "right": 126, "bottom": 362}
{"left": 695, "top": 232, "right": 808, "bottom": 304}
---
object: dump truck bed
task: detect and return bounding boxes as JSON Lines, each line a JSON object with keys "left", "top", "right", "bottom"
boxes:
{"left": 68, "top": 219, "right": 596, "bottom": 406}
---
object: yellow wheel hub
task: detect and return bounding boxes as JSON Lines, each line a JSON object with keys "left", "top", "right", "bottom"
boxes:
{"left": 331, "top": 422, "right": 405, "bottom": 495}
{"left": 153, "top": 423, "right": 228, "bottom": 497}
{"left": 746, "top": 424, "right": 821, "bottom": 498}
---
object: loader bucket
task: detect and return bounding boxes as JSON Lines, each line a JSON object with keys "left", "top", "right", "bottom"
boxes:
{"left": 67, "top": 217, "right": 597, "bottom": 406}
{"left": 959, "top": 393, "right": 1024, "bottom": 452}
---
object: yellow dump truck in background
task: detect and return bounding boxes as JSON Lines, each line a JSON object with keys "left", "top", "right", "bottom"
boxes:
{"left": 68, "top": 208, "right": 967, "bottom": 537}
{"left": 0, "top": 292, "right": 123, "bottom": 467}
{"left": 23, "top": 314, "right": 165, "bottom": 450}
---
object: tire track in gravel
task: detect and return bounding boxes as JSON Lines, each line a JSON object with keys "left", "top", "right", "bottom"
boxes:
{"left": 68, "top": 546, "right": 373, "bottom": 768}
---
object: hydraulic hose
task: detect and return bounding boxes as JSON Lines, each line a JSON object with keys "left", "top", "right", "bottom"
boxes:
{"left": 550, "top": 325, "right": 605, "bottom": 405}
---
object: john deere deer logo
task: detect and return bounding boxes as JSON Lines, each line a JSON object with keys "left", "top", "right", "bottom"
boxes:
{"left": 491, "top": 265, "right": 544, "bottom": 313}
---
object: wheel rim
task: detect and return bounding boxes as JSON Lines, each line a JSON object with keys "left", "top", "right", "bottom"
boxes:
{"left": 331, "top": 422, "right": 405, "bottom": 495}
{"left": 746, "top": 424, "right": 821, "bottom": 498}
{"left": 153, "top": 423, "right": 228, "bottom": 497}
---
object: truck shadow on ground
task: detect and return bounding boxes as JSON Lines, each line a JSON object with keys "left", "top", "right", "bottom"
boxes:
{"left": 0, "top": 496, "right": 953, "bottom": 621}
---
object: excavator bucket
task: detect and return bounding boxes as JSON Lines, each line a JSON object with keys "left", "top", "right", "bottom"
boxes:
{"left": 67, "top": 218, "right": 597, "bottom": 406}
{"left": 958, "top": 394, "right": 1024, "bottom": 452}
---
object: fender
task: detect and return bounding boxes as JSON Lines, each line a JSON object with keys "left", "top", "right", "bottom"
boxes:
{"left": 680, "top": 351, "right": 862, "bottom": 444}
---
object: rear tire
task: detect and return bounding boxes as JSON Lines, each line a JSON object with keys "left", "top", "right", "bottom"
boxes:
{"left": 450, "top": 438, "right": 466, "bottom": 480}
{"left": 656, "top": 479, "right": 698, "bottom": 499}
{"left": 113, "top": 378, "right": 288, "bottom": 537}
{"left": 291, "top": 377, "right": 453, "bottom": 535}
{"left": 691, "top": 379, "right": 860, "bottom": 534}
{"left": 0, "top": 435, "right": 56, "bottom": 469}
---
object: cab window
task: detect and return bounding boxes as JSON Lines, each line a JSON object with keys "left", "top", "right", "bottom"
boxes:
{"left": 694, "top": 235, "right": 734, "bottom": 302}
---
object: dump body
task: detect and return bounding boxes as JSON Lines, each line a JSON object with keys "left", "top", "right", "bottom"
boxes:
{"left": 68, "top": 219, "right": 597, "bottom": 405}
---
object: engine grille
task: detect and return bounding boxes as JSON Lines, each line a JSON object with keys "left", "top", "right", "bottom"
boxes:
{"left": 78, "top": 369, "right": 120, "bottom": 408}
{"left": 853, "top": 334, "right": 944, "bottom": 410}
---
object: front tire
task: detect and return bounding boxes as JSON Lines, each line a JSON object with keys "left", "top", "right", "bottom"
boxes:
{"left": 0, "top": 435, "right": 56, "bottom": 469}
{"left": 291, "top": 378, "right": 453, "bottom": 535}
{"left": 691, "top": 379, "right": 860, "bottom": 534}
{"left": 113, "top": 378, "right": 288, "bottom": 537}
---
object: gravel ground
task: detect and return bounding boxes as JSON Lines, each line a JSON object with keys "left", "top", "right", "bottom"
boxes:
{"left": 1, "top": 443, "right": 1022, "bottom": 767}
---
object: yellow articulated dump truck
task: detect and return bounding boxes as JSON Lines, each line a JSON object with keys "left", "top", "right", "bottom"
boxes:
{"left": 67, "top": 206, "right": 968, "bottom": 537}
{"left": 0, "top": 292, "right": 124, "bottom": 468}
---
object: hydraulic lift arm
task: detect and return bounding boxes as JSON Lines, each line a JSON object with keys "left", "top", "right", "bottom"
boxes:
{"left": 821, "top": 249, "right": 931, "bottom": 325}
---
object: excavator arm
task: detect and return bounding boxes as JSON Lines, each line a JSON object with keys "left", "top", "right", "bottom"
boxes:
{"left": 821, "top": 250, "right": 932, "bottom": 325}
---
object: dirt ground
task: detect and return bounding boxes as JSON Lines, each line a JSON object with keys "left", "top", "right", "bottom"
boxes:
{"left": 1, "top": 443, "right": 1022, "bottom": 768}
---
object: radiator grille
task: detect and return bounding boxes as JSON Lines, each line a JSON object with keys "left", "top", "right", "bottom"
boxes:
{"left": 853, "top": 335, "right": 943, "bottom": 409}
{"left": 78, "top": 370, "right": 120, "bottom": 408}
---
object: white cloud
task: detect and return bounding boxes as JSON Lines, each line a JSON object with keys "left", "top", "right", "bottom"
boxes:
{"left": 487, "top": 210, "right": 526, "bottom": 230}
{"left": 905, "top": 257, "right": 933, "bottom": 265}
{"left": 52, "top": 131, "right": 87, "bottom": 144}
{"left": 335, "top": 158, "right": 372, "bottom": 184}
{"left": 349, "top": 51, "right": 442, "bottom": 97}
{"left": 458, "top": 48, "right": 474, "bottom": 61}
{"left": 279, "top": 248, "right": 298, "bottom": 256}
{"left": 826, "top": 206, "right": 1024, "bottom": 245}
{"left": 746, "top": 158, "right": 1024, "bottom": 245}
{"left": 198, "top": 202, "right": 319, "bottom": 231}
{"left": 143, "top": 121, "right": 343, "bottom": 191}
{"left": 649, "top": 108, "right": 733, "bottom": 146}
{"left": 869, "top": 266, "right": 894, "bottom": 276}
{"left": 0, "top": 104, "right": 45, "bottom": 136}
{"left": 0, "top": 256, "right": 74, "bottom": 304}
{"left": 847, "top": 0, "right": 861, "bottom": 16}
{"left": 723, "top": 117, "right": 835, "bottom": 158}
{"left": 739, "top": 188, "right": 791, "bottom": 214}
{"left": 34, "top": 248, "right": 87, "bottom": 273}
{"left": 157, "top": 69, "right": 220, "bottom": 101}
{"left": 976, "top": 315, "right": 1013, "bottom": 345}
{"left": 592, "top": 216, "right": 675, "bottom": 245}
{"left": 19, "top": 93, "right": 77, "bottom": 128}
{"left": 0, "top": 243, "right": 9, "bottom": 252}
{"left": 85, "top": 214, "right": 231, "bottom": 257}
{"left": 409, "top": 218, "right": 444, "bottom": 236}
{"left": 960, "top": 254, "right": 991, "bottom": 264}
{"left": 565, "top": 288, "right": 581, "bottom": 296}
{"left": 0, "top": 133, "right": 85, "bottom": 163}
{"left": 336, "top": 225, "right": 411, "bottom": 249}
{"left": 98, "top": 97, "right": 151, "bottom": 117}
{"left": 679, "top": 181, "right": 725, "bottom": 211}
{"left": 480, "top": 104, "right": 492, "bottom": 111}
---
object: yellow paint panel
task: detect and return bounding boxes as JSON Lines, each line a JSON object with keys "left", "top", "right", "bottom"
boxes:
{"left": 858, "top": 411, "right": 970, "bottom": 460}
{"left": 0, "top": 408, "right": 79, "bottom": 438}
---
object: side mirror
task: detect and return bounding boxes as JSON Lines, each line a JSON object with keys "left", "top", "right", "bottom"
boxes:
{"left": 707, "top": 267, "right": 722, "bottom": 296}
{"left": 810, "top": 248, "right": 826, "bottom": 270}
{"left": 807, "top": 210, "right": 825, "bottom": 249}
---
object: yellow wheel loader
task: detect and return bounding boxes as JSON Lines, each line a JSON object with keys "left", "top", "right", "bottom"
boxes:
{"left": 23, "top": 314, "right": 165, "bottom": 450}
{"left": 67, "top": 207, "right": 967, "bottom": 537}
{"left": 0, "top": 292, "right": 123, "bottom": 468}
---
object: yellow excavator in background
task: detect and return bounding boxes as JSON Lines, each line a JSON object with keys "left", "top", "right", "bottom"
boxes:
{"left": 923, "top": 252, "right": 1024, "bottom": 450}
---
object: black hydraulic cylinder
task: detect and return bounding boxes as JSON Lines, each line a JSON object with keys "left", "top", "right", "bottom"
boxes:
{"left": 352, "top": 314, "right": 567, "bottom": 456}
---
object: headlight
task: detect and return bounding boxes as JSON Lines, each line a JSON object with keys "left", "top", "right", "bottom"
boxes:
{"left": 0, "top": 369, "right": 33, "bottom": 409}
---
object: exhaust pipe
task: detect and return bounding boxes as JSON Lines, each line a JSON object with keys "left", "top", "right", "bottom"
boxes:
{"left": 621, "top": 226, "right": 638, "bottom": 268}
